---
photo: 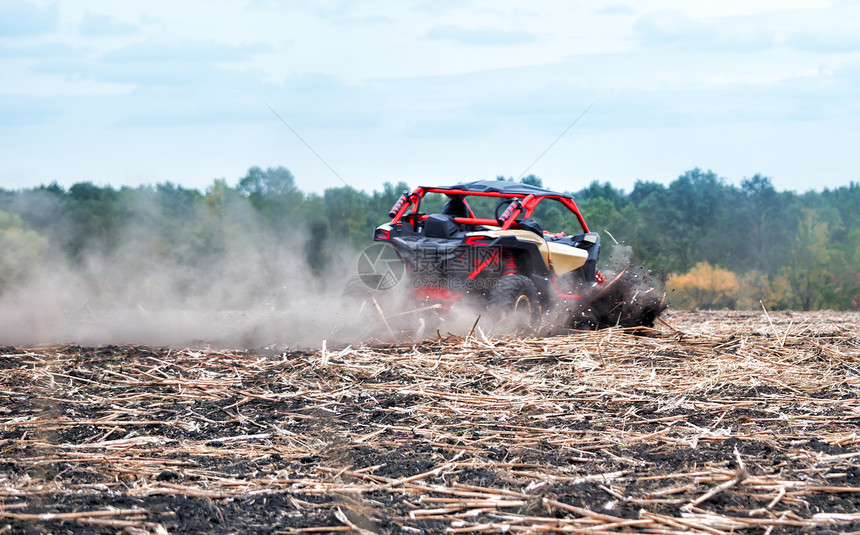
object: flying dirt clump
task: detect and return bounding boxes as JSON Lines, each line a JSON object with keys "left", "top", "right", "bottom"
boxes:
{"left": 567, "top": 265, "right": 667, "bottom": 331}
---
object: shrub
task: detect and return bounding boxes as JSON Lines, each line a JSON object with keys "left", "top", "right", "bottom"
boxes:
{"left": 667, "top": 262, "right": 739, "bottom": 310}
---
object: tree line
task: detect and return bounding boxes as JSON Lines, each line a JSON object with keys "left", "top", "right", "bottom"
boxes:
{"left": 1, "top": 166, "right": 857, "bottom": 310}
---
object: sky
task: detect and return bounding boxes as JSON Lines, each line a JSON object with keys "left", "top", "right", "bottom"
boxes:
{"left": 1, "top": 0, "right": 859, "bottom": 195}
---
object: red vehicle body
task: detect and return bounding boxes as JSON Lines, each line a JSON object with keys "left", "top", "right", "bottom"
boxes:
{"left": 367, "top": 180, "right": 606, "bottom": 327}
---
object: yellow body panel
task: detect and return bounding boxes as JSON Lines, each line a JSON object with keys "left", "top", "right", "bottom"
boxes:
{"left": 466, "top": 230, "right": 587, "bottom": 276}
{"left": 546, "top": 242, "right": 588, "bottom": 275}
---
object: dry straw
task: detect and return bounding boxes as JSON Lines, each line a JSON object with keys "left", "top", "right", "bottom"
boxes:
{"left": 0, "top": 309, "right": 858, "bottom": 533}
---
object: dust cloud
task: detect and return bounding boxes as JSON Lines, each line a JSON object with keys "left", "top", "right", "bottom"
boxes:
{"left": 0, "top": 197, "right": 664, "bottom": 348}
{"left": 0, "top": 208, "right": 369, "bottom": 350}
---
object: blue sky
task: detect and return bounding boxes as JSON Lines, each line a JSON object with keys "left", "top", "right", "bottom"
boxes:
{"left": 1, "top": 0, "right": 858, "bottom": 195}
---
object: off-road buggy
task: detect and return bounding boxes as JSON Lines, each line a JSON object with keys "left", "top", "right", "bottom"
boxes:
{"left": 345, "top": 180, "right": 663, "bottom": 336}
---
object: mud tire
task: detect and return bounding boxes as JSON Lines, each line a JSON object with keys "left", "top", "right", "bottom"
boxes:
{"left": 340, "top": 275, "right": 431, "bottom": 342}
{"left": 343, "top": 274, "right": 378, "bottom": 298}
{"left": 336, "top": 275, "right": 383, "bottom": 335}
{"left": 489, "top": 274, "right": 539, "bottom": 334}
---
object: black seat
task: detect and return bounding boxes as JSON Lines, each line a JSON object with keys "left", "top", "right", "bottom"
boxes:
{"left": 442, "top": 198, "right": 469, "bottom": 218}
{"left": 423, "top": 214, "right": 461, "bottom": 238}
{"left": 518, "top": 217, "right": 543, "bottom": 236}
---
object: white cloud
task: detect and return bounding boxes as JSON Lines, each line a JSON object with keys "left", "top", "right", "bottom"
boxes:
{"left": 78, "top": 13, "right": 140, "bottom": 37}
{"left": 0, "top": 0, "right": 858, "bottom": 192}
{"left": 595, "top": 4, "right": 637, "bottom": 16}
{"left": 0, "top": 1, "right": 58, "bottom": 37}
{"left": 787, "top": 26, "right": 860, "bottom": 53}
{"left": 423, "top": 24, "right": 536, "bottom": 45}
{"left": 0, "top": 56, "right": 136, "bottom": 97}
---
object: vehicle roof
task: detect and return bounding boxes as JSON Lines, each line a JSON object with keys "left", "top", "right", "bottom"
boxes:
{"left": 428, "top": 180, "right": 573, "bottom": 199}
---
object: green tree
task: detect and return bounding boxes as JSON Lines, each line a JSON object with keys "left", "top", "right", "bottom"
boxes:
{"left": 304, "top": 220, "right": 329, "bottom": 272}
{"left": 738, "top": 175, "right": 778, "bottom": 272}
{"left": 323, "top": 186, "right": 371, "bottom": 247}
{"left": 202, "top": 178, "right": 260, "bottom": 255}
{"left": 520, "top": 174, "right": 543, "bottom": 188}
{"left": 627, "top": 181, "right": 676, "bottom": 280}
{"left": 0, "top": 165, "right": 856, "bottom": 311}
{"left": 66, "top": 182, "right": 129, "bottom": 259}
{"left": 576, "top": 197, "right": 622, "bottom": 255}
{"left": 576, "top": 181, "right": 627, "bottom": 209}
{"left": 0, "top": 211, "right": 49, "bottom": 291}
{"left": 369, "top": 181, "right": 411, "bottom": 218}
{"left": 775, "top": 209, "right": 841, "bottom": 310}
{"left": 238, "top": 166, "right": 303, "bottom": 232}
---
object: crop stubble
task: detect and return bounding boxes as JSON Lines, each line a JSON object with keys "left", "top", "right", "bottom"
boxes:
{"left": 1, "top": 310, "right": 859, "bottom": 534}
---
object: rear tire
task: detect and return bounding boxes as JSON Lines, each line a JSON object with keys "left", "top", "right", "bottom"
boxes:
{"left": 489, "top": 274, "right": 539, "bottom": 334}
{"left": 339, "top": 275, "right": 376, "bottom": 326}
{"left": 340, "top": 276, "right": 430, "bottom": 342}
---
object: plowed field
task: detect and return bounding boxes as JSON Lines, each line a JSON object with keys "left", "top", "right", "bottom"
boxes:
{"left": 1, "top": 310, "right": 859, "bottom": 534}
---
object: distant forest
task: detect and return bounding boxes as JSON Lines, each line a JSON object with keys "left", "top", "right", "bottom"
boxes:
{"left": 1, "top": 167, "right": 858, "bottom": 311}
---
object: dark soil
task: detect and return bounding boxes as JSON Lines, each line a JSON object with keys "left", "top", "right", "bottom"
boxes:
{"left": 1, "top": 310, "right": 859, "bottom": 534}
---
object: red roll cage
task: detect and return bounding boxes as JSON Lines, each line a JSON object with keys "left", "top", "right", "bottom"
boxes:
{"left": 389, "top": 186, "right": 591, "bottom": 234}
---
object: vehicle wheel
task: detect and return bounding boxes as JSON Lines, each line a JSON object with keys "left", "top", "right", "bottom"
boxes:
{"left": 339, "top": 275, "right": 431, "bottom": 342}
{"left": 341, "top": 275, "right": 368, "bottom": 310}
{"left": 488, "top": 274, "right": 539, "bottom": 334}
